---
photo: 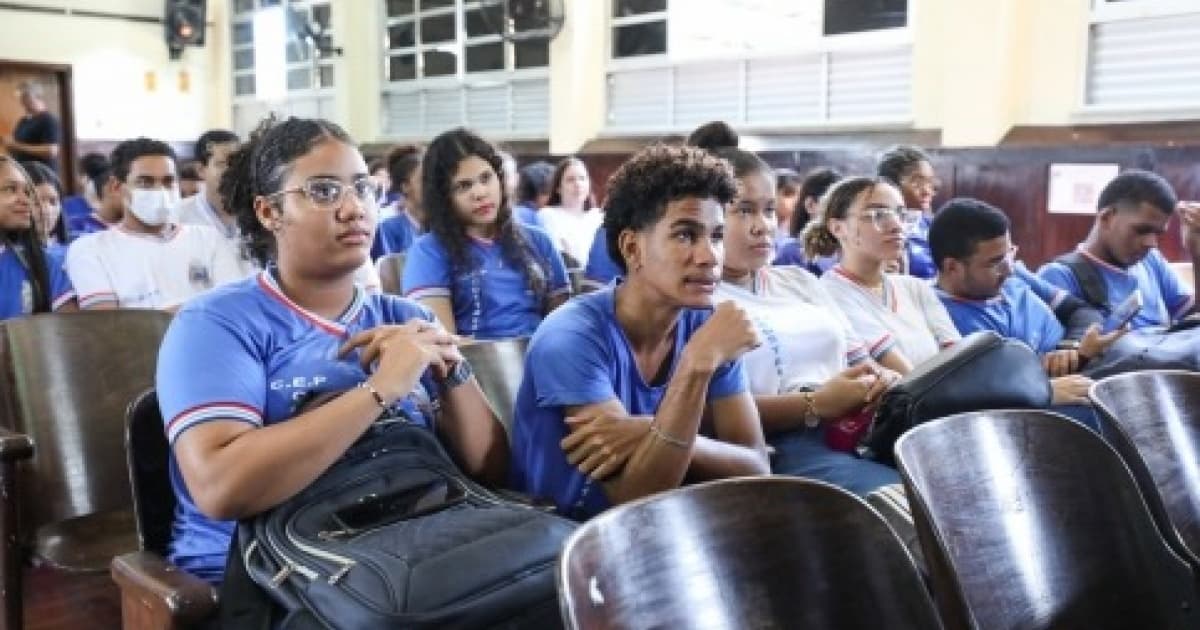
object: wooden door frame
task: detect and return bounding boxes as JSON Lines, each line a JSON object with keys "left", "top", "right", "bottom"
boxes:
{"left": 0, "top": 59, "right": 77, "bottom": 194}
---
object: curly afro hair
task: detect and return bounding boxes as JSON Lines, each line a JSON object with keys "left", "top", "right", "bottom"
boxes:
{"left": 602, "top": 144, "right": 737, "bottom": 273}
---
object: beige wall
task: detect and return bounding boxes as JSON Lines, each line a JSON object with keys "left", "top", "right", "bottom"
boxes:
{"left": 0, "top": 0, "right": 230, "bottom": 142}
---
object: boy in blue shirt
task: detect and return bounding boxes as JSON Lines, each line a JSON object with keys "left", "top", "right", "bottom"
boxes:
{"left": 511, "top": 144, "right": 770, "bottom": 520}
{"left": 1038, "top": 169, "right": 1197, "bottom": 330}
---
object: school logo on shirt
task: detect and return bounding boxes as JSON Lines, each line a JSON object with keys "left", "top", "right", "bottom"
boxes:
{"left": 189, "top": 260, "right": 213, "bottom": 289}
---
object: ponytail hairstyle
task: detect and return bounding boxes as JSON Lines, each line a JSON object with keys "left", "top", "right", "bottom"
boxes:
{"left": 545, "top": 157, "right": 595, "bottom": 211}
{"left": 687, "top": 120, "right": 772, "bottom": 195}
{"left": 789, "top": 167, "right": 842, "bottom": 237}
{"left": 422, "top": 128, "right": 549, "bottom": 298}
{"left": 0, "top": 156, "right": 53, "bottom": 313}
{"left": 802, "top": 176, "right": 888, "bottom": 259}
{"left": 22, "top": 161, "right": 69, "bottom": 244}
{"left": 219, "top": 114, "right": 354, "bottom": 267}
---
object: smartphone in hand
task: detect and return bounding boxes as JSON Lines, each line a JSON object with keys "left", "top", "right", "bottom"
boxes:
{"left": 1104, "top": 289, "right": 1143, "bottom": 333}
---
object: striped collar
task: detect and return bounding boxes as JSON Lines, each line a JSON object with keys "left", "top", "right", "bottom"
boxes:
{"left": 256, "top": 269, "right": 366, "bottom": 337}
{"left": 831, "top": 265, "right": 898, "bottom": 312}
{"left": 1076, "top": 245, "right": 1131, "bottom": 276}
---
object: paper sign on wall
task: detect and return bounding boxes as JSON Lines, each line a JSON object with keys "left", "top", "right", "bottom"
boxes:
{"left": 1048, "top": 163, "right": 1119, "bottom": 215}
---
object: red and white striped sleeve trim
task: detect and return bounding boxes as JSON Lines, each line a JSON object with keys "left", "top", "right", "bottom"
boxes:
{"left": 52, "top": 290, "right": 77, "bottom": 311}
{"left": 868, "top": 333, "right": 896, "bottom": 359}
{"left": 405, "top": 285, "right": 451, "bottom": 300}
{"left": 166, "top": 402, "right": 262, "bottom": 444}
{"left": 78, "top": 291, "right": 117, "bottom": 308}
{"left": 845, "top": 341, "right": 870, "bottom": 366}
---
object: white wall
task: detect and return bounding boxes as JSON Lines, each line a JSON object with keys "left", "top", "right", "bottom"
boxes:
{"left": 0, "top": 0, "right": 230, "bottom": 141}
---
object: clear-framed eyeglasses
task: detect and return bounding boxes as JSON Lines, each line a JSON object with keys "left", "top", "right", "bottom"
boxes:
{"left": 267, "top": 177, "right": 380, "bottom": 210}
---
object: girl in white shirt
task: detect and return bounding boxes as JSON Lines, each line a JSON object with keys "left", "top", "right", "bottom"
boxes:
{"left": 538, "top": 157, "right": 601, "bottom": 267}
{"left": 711, "top": 143, "right": 901, "bottom": 494}
{"left": 805, "top": 177, "right": 961, "bottom": 372}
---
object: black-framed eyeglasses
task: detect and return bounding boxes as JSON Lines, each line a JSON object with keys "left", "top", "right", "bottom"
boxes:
{"left": 268, "top": 177, "right": 379, "bottom": 210}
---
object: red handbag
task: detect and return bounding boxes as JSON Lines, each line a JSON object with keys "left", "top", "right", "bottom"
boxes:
{"left": 824, "top": 408, "right": 875, "bottom": 453}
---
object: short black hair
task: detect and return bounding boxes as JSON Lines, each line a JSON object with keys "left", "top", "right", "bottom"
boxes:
{"left": 79, "top": 152, "right": 109, "bottom": 180}
{"left": 385, "top": 144, "right": 423, "bottom": 194}
{"left": 790, "top": 167, "right": 843, "bottom": 237}
{"left": 877, "top": 145, "right": 932, "bottom": 186}
{"left": 928, "top": 197, "right": 1011, "bottom": 270}
{"left": 776, "top": 168, "right": 800, "bottom": 192}
{"left": 603, "top": 144, "right": 737, "bottom": 273}
{"left": 517, "top": 161, "right": 554, "bottom": 204}
{"left": 194, "top": 129, "right": 239, "bottom": 166}
{"left": 179, "top": 161, "right": 201, "bottom": 182}
{"left": 1097, "top": 169, "right": 1177, "bottom": 215}
{"left": 686, "top": 121, "right": 739, "bottom": 152}
{"left": 109, "top": 137, "right": 177, "bottom": 183}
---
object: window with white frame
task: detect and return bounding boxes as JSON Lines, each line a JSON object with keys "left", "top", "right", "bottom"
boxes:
{"left": 230, "top": 0, "right": 337, "bottom": 135}
{"left": 381, "top": 0, "right": 552, "bottom": 140}
{"left": 1084, "top": 0, "right": 1200, "bottom": 112}
{"left": 605, "top": 0, "right": 913, "bottom": 134}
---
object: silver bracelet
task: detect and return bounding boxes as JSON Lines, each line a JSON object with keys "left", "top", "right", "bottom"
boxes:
{"left": 649, "top": 423, "right": 692, "bottom": 449}
{"left": 359, "top": 381, "right": 389, "bottom": 409}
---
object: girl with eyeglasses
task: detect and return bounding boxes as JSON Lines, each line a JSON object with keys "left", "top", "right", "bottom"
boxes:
{"left": 402, "top": 128, "right": 570, "bottom": 340}
{"left": 806, "top": 176, "right": 961, "bottom": 373}
{"left": 156, "top": 116, "right": 507, "bottom": 584}
{"left": 0, "top": 155, "right": 76, "bottom": 318}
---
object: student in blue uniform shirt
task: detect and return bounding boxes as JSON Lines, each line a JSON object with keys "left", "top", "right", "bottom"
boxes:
{"left": 774, "top": 167, "right": 843, "bottom": 275}
{"left": 402, "top": 128, "right": 570, "bottom": 339}
{"left": 0, "top": 156, "right": 75, "bottom": 318}
{"left": 582, "top": 225, "right": 622, "bottom": 290}
{"left": 67, "top": 164, "right": 124, "bottom": 239}
{"left": 371, "top": 144, "right": 424, "bottom": 259}
{"left": 877, "top": 145, "right": 939, "bottom": 279}
{"left": 512, "top": 160, "right": 553, "bottom": 229}
{"left": 157, "top": 116, "right": 507, "bottom": 584}
{"left": 510, "top": 143, "right": 770, "bottom": 520}
{"left": 1039, "top": 170, "right": 1197, "bottom": 329}
{"left": 22, "top": 161, "right": 69, "bottom": 259}
{"left": 928, "top": 198, "right": 1131, "bottom": 432}
{"left": 61, "top": 152, "right": 108, "bottom": 231}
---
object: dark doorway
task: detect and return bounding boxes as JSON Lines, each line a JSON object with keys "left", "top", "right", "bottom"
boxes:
{"left": 0, "top": 61, "right": 77, "bottom": 193}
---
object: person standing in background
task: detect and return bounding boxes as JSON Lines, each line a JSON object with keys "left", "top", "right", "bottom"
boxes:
{"left": 2, "top": 81, "right": 61, "bottom": 173}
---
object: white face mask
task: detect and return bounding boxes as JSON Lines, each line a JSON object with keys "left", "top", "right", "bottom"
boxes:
{"left": 128, "top": 188, "right": 180, "bottom": 227}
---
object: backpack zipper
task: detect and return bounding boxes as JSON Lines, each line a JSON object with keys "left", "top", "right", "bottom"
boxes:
{"left": 286, "top": 525, "right": 358, "bottom": 584}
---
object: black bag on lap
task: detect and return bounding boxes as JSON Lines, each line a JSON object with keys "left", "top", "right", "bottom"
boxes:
{"left": 857, "top": 331, "right": 1052, "bottom": 465}
{"left": 225, "top": 421, "right": 575, "bottom": 630}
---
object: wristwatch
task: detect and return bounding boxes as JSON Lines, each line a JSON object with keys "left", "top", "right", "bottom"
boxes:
{"left": 440, "top": 359, "right": 474, "bottom": 390}
{"left": 1056, "top": 340, "right": 1081, "bottom": 351}
{"left": 795, "top": 385, "right": 822, "bottom": 429}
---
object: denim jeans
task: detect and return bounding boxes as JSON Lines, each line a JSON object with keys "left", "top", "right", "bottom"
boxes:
{"left": 768, "top": 427, "right": 899, "bottom": 496}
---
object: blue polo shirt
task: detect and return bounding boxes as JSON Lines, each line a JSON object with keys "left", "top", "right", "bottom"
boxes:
{"left": 510, "top": 286, "right": 748, "bottom": 520}
{"left": 157, "top": 271, "right": 441, "bottom": 583}
{"left": 513, "top": 202, "right": 546, "bottom": 229}
{"left": 937, "top": 277, "right": 1064, "bottom": 354}
{"left": 402, "top": 226, "right": 570, "bottom": 339}
{"left": 906, "top": 215, "right": 937, "bottom": 279}
{"left": 370, "top": 212, "right": 421, "bottom": 260}
{"left": 583, "top": 226, "right": 622, "bottom": 286}
{"left": 1038, "top": 248, "right": 1194, "bottom": 330}
{"left": 0, "top": 245, "right": 75, "bottom": 319}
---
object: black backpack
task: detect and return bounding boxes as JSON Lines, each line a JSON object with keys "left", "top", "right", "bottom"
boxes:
{"left": 227, "top": 422, "right": 575, "bottom": 630}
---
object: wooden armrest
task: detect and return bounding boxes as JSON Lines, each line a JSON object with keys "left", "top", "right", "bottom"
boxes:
{"left": 0, "top": 428, "right": 32, "bottom": 461}
{"left": 111, "top": 551, "right": 217, "bottom": 629}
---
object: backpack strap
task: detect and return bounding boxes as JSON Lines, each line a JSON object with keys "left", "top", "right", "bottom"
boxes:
{"left": 1055, "top": 251, "right": 1109, "bottom": 315}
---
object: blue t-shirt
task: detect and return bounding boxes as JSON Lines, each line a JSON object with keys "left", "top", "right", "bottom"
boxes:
{"left": 156, "top": 270, "right": 441, "bottom": 583}
{"left": 510, "top": 287, "right": 748, "bottom": 520}
{"left": 402, "top": 226, "right": 570, "bottom": 339}
{"left": 513, "top": 202, "right": 546, "bottom": 229}
{"left": 62, "top": 195, "right": 92, "bottom": 226}
{"left": 583, "top": 226, "right": 622, "bottom": 285}
{"left": 66, "top": 213, "right": 111, "bottom": 240}
{"left": 906, "top": 215, "right": 937, "bottom": 279}
{"left": 937, "top": 277, "right": 1064, "bottom": 354}
{"left": 0, "top": 245, "right": 75, "bottom": 319}
{"left": 1038, "top": 248, "right": 1194, "bottom": 329}
{"left": 370, "top": 212, "right": 421, "bottom": 260}
{"left": 772, "top": 240, "right": 838, "bottom": 276}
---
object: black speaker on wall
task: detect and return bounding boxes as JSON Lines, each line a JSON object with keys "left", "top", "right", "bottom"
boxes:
{"left": 165, "top": 0, "right": 206, "bottom": 59}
